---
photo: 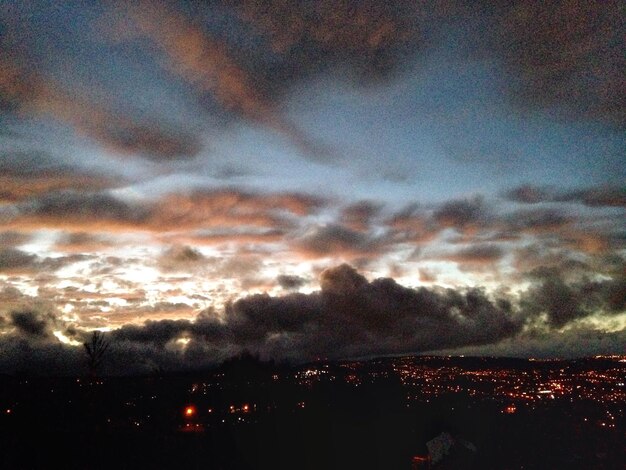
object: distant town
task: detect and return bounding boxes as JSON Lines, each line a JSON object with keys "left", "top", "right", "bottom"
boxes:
{"left": 2, "top": 355, "right": 624, "bottom": 469}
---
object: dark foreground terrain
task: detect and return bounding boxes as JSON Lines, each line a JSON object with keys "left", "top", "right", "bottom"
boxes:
{"left": 1, "top": 355, "right": 624, "bottom": 469}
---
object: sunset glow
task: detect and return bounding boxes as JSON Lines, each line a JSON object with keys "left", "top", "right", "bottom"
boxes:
{"left": 0, "top": 0, "right": 624, "bottom": 375}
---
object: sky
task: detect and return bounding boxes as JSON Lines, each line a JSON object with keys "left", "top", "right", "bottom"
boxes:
{"left": 0, "top": 0, "right": 624, "bottom": 375}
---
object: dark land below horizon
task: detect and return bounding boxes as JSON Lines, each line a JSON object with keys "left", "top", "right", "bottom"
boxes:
{"left": 1, "top": 354, "right": 624, "bottom": 469}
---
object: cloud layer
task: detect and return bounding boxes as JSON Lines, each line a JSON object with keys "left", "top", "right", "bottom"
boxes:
{"left": 0, "top": 264, "right": 623, "bottom": 375}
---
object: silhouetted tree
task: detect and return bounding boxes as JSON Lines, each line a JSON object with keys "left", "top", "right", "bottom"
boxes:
{"left": 84, "top": 330, "right": 109, "bottom": 377}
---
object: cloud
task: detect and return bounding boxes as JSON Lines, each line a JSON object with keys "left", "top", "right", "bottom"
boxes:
{"left": 276, "top": 274, "right": 308, "bottom": 290}
{"left": 103, "top": 264, "right": 524, "bottom": 364}
{"left": 0, "top": 151, "right": 119, "bottom": 203}
{"left": 0, "top": 231, "right": 30, "bottom": 247}
{"left": 433, "top": 196, "right": 487, "bottom": 230}
{"left": 9, "top": 309, "right": 56, "bottom": 339}
{"left": 556, "top": 186, "right": 626, "bottom": 208}
{"left": 418, "top": 268, "right": 438, "bottom": 283}
{"left": 109, "top": 1, "right": 327, "bottom": 159}
{"left": 4, "top": 187, "right": 325, "bottom": 239}
{"left": 12, "top": 191, "right": 150, "bottom": 230}
{"left": 496, "top": 0, "right": 625, "bottom": 128}
{"left": 294, "top": 224, "right": 384, "bottom": 258}
{"left": 341, "top": 200, "right": 383, "bottom": 231}
{"left": 0, "top": 263, "right": 623, "bottom": 374}
{"left": 434, "top": 326, "right": 626, "bottom": 359}
{"left": 504, "top": 208, "right": 571, "bottom": 233}
{"left": 437, "top": 244, "right": 505, "bottom": 265}
{"left": 0, "top": 249, "right": 38, "bottom": 273}
{"left": 521, "top": 269, "right": 626, "bottom": 328}
{"left": 0, "top": 248, "right": 92, "bottom": 276}
{"left": 226, "top": 0, "right": 421, "bottom": 85}
{"left": 504, "top": 185, "right": 554, "bottom": 204}
{"left": 53, "top": 232, "right": 115, "bottom": 253}
{"left": 158, "top": 245, "right": 206, "bottom": 272}
{"left": 105, "top": 0, "right": 428, "bottom": 160}
{"left": 151, "top": 189, "right": 323, "bottom": 231}
{"left": 505, "top": 184, "right": 626, "bottom": 208}
{"left": 0, "top": 58, "right": 201, "bottom": 160}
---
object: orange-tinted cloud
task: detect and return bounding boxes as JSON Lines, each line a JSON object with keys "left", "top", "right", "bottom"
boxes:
{"left": 0, "top": 58, "right": 201, "bottom": 160}
{"left": 4, "top": 188, "right": 324, "bottom": 237}
{"left": 110, "top": 1, "right": 325, "bottom": 157}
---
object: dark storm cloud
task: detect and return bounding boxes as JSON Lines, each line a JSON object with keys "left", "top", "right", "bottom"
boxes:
{"left": 521, "top": 269, "right": 626, "bottom": 328}
{"left": 9, "top": 309, "right": 55, "bottom": 339}
{"left": 0, "top": 338, "right": 85, "bottom": 375}
{"left": 108, "top": 264, "right": 525, "bottom": 363}
{"left": 112, "top": 319, "right": 193, "bottom": 347}
{"left": 435, "top": 326, "right": 626, "bottom": 360}
{"left": 505, "top": 184, "right": 626, "bottom": 208}
{"left": 0, "top": 264, "right": 623, "bottom": 374}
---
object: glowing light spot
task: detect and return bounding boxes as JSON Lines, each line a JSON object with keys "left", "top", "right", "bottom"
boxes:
{"left": 53, "top": 331, "right": 81, "bottom": 346}
{"left": 176, "top": 337, "right": 191, "bottom": 347}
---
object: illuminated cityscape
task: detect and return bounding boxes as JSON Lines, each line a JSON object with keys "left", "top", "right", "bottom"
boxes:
{"left": 1, "top": 355, "right": 624, "bottom": 468}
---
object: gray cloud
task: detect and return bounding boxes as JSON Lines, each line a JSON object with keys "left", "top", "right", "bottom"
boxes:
{"left": 504, "top": 208, "right": 571, "bottom": 233}
{"left": 341, "top": 201, "right": 383, "bottom": 231}
{"left": 10, "top": 309, "right": 56, "bottom": 339}
{"left": 0, "top": 249, "right": 38, "bottom": 272}
{"left": 521, "top": 269, "right": 626, "bottom": 328}
{"left": 295, "top": 224, "right": 384, "bottom": 258}
{"left": 505, "top": 184, "right": 626, "bottom": 208}
{"left": 158, "top": 245, "right": 206, "bottom": 272}
{"left": 433, "top": 196, "right": 487, "bottom": 230}
{"left": 439, "top": 244, "right": 505, "bottom": 265}
{"left": 0, "top": 231, "right": 30, "bottom": 247}
{"left": 9, "top": 190, "right": 150, "bottom": 230}
{"left": 277, "top": 274, "right": 308, "bottom": 290}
